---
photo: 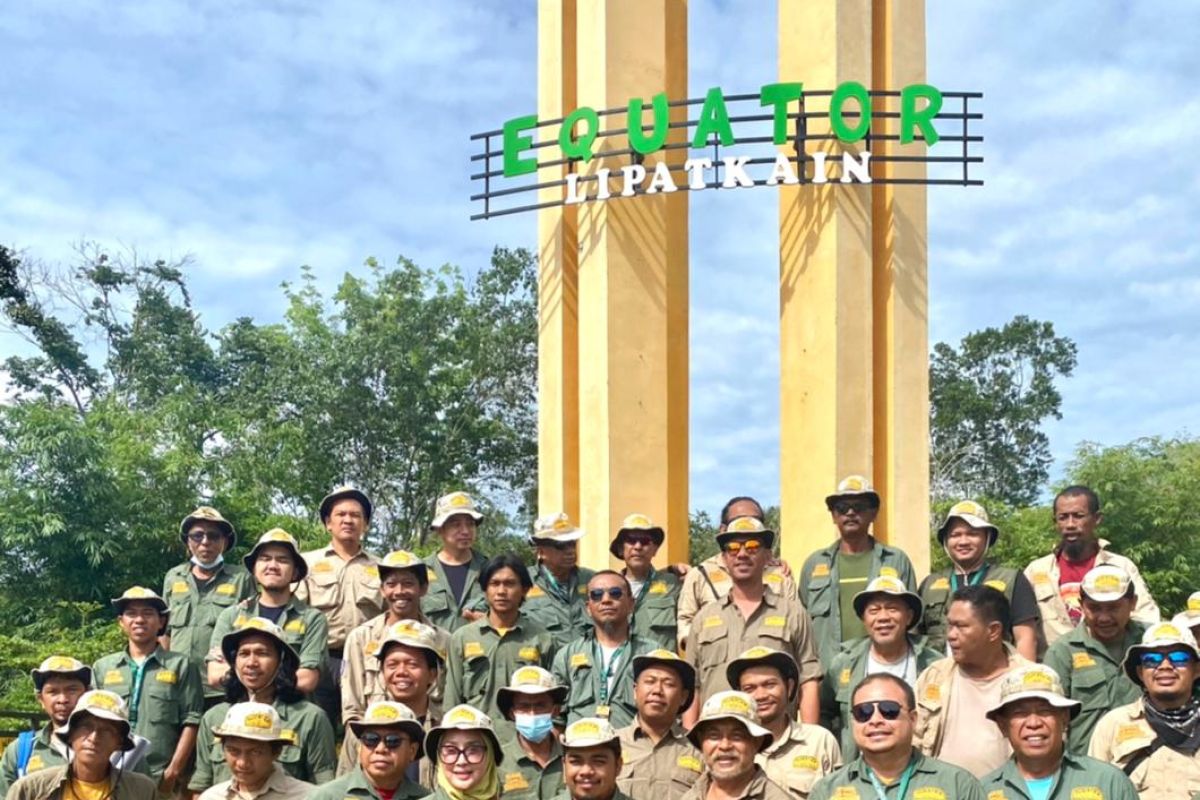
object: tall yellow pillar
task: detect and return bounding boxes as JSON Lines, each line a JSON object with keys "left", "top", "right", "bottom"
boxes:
{"left": 538, "top": 0, "right": 690, "bottom": 569}
{"left": 777, "top": 0, "right": 930, "bottom": 576}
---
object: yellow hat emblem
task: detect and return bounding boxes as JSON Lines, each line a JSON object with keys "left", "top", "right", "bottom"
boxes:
{"left": 86, "top": 692, "right": 119, "bottom": 712}
{"left": 742, "top": 647, "right": 773, "bottom": 659}
{"left": 125, "top": 586, "right": 152, "bottom": 598}
{"left": 728, "top": 517, "right": 761, "bottom": 533}
{"left": 875, "top": 576, "right": 903, "bottom": 591}
{"left": 264, "top": 528, "right": 293, "bottom": 542}
{"left": 844, "top": 477, "right": 864, "bottom": 490}
{"left": 1188, "top": 596, "right": 1200, "bottom": 612}
{"left": 447, "top": 707, "right": 478, "bottom": 725}
{"left": 244, "top": 712, "right": 273, "bottom": 730}
{"left": 450, "top": 493, "right": 470, "bottom": 507}
{"left": 1156, "top": 623, "right": 1183, "bottom": 639}
{"left": 626, "top": 514, "right": 651, "bottom": 528}
{"left": 44, "top": 656, "right": 78, "bottom": 671}
{"left": 1020, "top": 669, "right": 1054, "bottom": 689}
{"left": 368, "top": 705, "right": 400, "bottom": 722}
{"left": 950, "top": 500, "right": 985, "bottom": 518}
{"left": 383, "top": 551, "right": 417, "bottom": 567}
{"left": 514, "top": 667, "right": 543, "bottom": 685}
{"left": 553, "top": 517, "right": 572, "bottom": 532}
{"left": 718, "top": 695, "right": 752, "bottom": 715}
{"left": 1092, "top": 574, "right": 1122, "bottom": 592}
{"left": 571, "top": 720, "right": 601, "bottom": 737}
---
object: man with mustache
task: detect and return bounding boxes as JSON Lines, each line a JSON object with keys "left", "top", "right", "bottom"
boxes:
{"left": 610, "top": 514, "right": 681, "bottom": 651}
{"left": 680, "top": 691, "right": 791, "bottom": 800}
{"left": 615, "top": 650, "right": 701, "bottom": 800}
{"left": 524, "top": 513, "right": 596, "bottom": 650}
{"left": 199, "top": 702, "right": 313, "bottom": 800}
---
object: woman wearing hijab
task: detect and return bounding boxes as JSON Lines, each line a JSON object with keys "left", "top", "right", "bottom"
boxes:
{"left": 424, "top": 705, "right": 502, "bottom": 800}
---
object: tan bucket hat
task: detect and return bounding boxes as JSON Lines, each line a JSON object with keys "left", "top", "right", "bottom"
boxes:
{"left": 1124, "top": 621, "right": 1200, "bottom": 685}
{"left": 431, "top": 491, "right": 485, "bottom": 529}
{"left": 715, "top": 515, "right": 776, "bottom": 551}
{"left": 377, "top": 550, "right": 429, "bottom": 585}
{"left": 560, "top": 717, "right": 620, "bottom": 750}
{"left": 686, "top": 690, "right": 773, "bottom": 751}
{"left": 631, "top": 649, "right": 696, "bottom": 710}
{"left": 242, "top": 528, "right": 308, "bottom": 582}
{"left": 180, "top": 505, "right": 236, "bottom": 547}
{"left": 221, "top": 617, "right": 301, "bottom": 672}
{"left": 824, "top": 475, "right": 881, "bottom": 509}
{"left": 937, "top": 500, "right": 999, "bottom": 546}
{"left": 56, "top": 690, "right": 135, "bottom": 751}
{"left": 609, "top": 513, "right": 666, "bottom": 559}
{"left": 851, "top": 576, "right": 923, "bottom": 628}
{"left": 378, "top": 619, "right": 446, "bottom": 666}
{"left": 1079, "top": 564, "right": 1132, "bottom": 604}
{"left": 319, "top": 485, "right": 373, "bottom": 522}
{"left": 726, "top": 646, "right": 801, "bottom": 703}
{"left": 496, "top": 666, "right": 568, "bottom": 718}
{"left": 31, "top": 656, "right": 91, "bottom": 692}
{"left": 531, "top": 512, "right": 584, "bottom": 544}
{"left": 424, "top": 704, "right": 504, "bottom": 765}
{"left": 214, "top": 702, "right": 292, "bottom": 744}
{"left": 111, "top": 586, "right": 169, "bottom": 615}
{"left": 985, "top": 665, "right": 1081, "bottom": 720}
{"left": 348, "top": 700, "right": 426, "bottom": 750}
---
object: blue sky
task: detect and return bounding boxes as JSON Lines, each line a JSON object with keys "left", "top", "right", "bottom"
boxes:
{"left": 2, "top": 2, "right": 1197, "bottom": 517}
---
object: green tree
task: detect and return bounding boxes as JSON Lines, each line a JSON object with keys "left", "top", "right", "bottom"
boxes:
{"left": 930, "top": 315, "right": 1077, "bottom": 507}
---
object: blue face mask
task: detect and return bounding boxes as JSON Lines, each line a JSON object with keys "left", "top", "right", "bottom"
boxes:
{"left": 514, "top": 713, "right": 554, "bottom": 743}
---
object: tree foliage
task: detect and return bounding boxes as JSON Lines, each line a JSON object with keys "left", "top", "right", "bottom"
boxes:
{"left": 930, "top": 315, "right": 1077, "bottom": 506}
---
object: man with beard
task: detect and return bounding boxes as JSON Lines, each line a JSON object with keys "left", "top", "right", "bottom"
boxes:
{"left": 199, "top": 703, "right": 313, "bottom": 800}
{"left": 1089, "top": 621, "right": 1200, "bottom": 795}
{"left": 800, "top": 477, "right": 917, "bottom": 669}
{"left": 312, "top": 701, "right": 429, "bottom": 800}
{"left": 821, "top": 577, "right": 942, "bottom": 760}
{"left": 421, "top": 492, "right": 490, "bottom": 633}
{"left": 917, "top": 501, "right": 1039, "bottom": 660}
{"left": 208, "top": 529, "right": 327, "bottom": 695}
{"left": 808, "top": 675, "right": 983, "bottom": 800}
{"left": 524, "top": 513, "right": 596, "bottom": 650}
{"left": 496, "top": 666, "right": 568, "bottom": 800}
{"left": 982, "top": 665, "right": 1137, "bottom": 800}
{"left": 553, "top": 571, "right": 656, "bottom": 728}
{"left": 610, "top": 514, "right": 681, "bottom": 651}
{"left": 0, "top": 657, "right": 91, "bottom": 793}
{"left": 1043, "top": 565, "right": 1144, "bottom": 755}
{"left": 728, "top": 647, "right": 841, "bottom": 799}
{"left": 616, "top": 650, "right": 701, "bottom": 800}
{"left": 560, "top": 718, "right": 634, "bottom": 800}
{"left": 680, "top": 691, "right": 791, "bottom": 800}
{"left": 1025, "top": 486, "right": 1159, "bottom": 648}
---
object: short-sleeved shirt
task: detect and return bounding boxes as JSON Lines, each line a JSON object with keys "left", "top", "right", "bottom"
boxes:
{"left": 686, "top": 590, "right": 822, "bottom": 702}
{"left": 522, "top": 565, "right": 596, "bottom": 651}
{"left": 498, "top": 731, "right": 565, "bottom": 800}
{"left": 677, "top": 554, "right": 795, "bottom": 650}
{"left": 808, "top": 753, "right": 985, "bottom": 800}
{"left": 340, "top": 612, "right": 448, "bottom": 726}
{"left": 917, "top": 564, "right": 1038, "bottom": 655}
{"left": 207, "top": 596, "right": 329, "bottom": 671}
{"left": 421, "top": 551, "right": 490, "bottom": 634}
{"left": 197, "top": 764, "right": 314, "bottom": 800}
{"left": 442, "top": 613, "right": 556, "bottom": 720}
{"left": 295, "top": 547, "right": 384, "bottom": 650}
{"left": 627, "top": 569, "right": 682, "bottom": 651}
{"left": 92, "top": 646, "right": 204, "bottom": 778}
{"left": 162, "top": 561, "right": 257, "bottom": 696}
{"left": 982, "top": 752, "right": 1140, "bottom": 800}
{"left": 679, "top": 766, "right": 793, "bottom": 800}
{"left": 551, "top": 633, "right": 656, "bottom": 728}
{"left": 0, "top": 724, "right": 66, "bottom": 796}
{"left": 188, "top": 698, "right": 337, "bottom": 792}
{"left": 616, "top": 720, "right": 702, "bottom": 800}
{"left": 757, "top": 721, "right": 842, "bottom": 800}
{"left": 935, "top": 669, "right": 1011, "bottom": 777}
{"left": 308, "top": 765, "right": 430, "bottom": 800}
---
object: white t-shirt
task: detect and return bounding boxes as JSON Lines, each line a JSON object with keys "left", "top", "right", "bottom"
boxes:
{"left": 866, "top": 647, "right": 918, "bottom": 687}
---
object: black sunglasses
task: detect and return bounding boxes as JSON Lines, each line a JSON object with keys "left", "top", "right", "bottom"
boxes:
{"left": 833, "top": 501, "right": 876, "bottom": 516}
{"left": 588, "top": 587, "right": 626, "bottom": 602}
{"left": 360, "top": 732, "right": 409, "bottom": 750}
{"left": 851, "top": 700, "right": 905, "bottom": 723}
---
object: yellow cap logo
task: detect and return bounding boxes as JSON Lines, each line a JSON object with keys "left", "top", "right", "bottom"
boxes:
{"left": 243, "top": 712, "right": 273, "bottom": 730}
{"left": 514, "top": 667, "right": 544, "bottom": 685}
{"left": 727, "top": 517, "right": 761, "bottom": 533}
{"left": 1092, "top": 574, "right": 1122, "bottom": 592}
{"left": 717, "top": 695, "right": 752, "bottom": 716}
{"left": 950, "top": 500, "right": 985, "bottom": 518}
{"left": 741, "top": 646, "right": 774, "bottom": 659}
{"left": 447, "top": 707, "right": 478, "bottom": 725}
{"left": 125, "top": 586, "right": 152, "bottom": 599}
{"left": 44, "top": 656, "right": 78, "bottom": 671}
{"left": 553, "top": 517, "right": 572, "bottom": 532}
{"left": 625, "top": 514, "right": 652, "bottom": 528}
{"left": 1190, "top": 596, "right": 1200, "bottom": 612}
{"left": 844, "top": 477, "right": 863, "bottom": 490}
{"left": 570, "top": 720, "right": 602, "bottom": 738}
{"left": 450, "top": 493, "right": 470, "bottom": 507}
{"left": 263, "top": 529, "right": 294, "bottom": 543}
{"left": 383, "top": 551, "right": 417, "bottom": 567}
{"left": 86, "top": 692, "right": 119, "bottom": 712}
{"left": 645, "top": 649, "right": 678, "bottom": 660}
{"left": 368, "top": 705, "right": 400, "bottom": 722}
{"left": 1154, "top": 623, "right": 1183, "bottom": 639}
{"left": 1020, "top": 669, "right": 1054, "bottom": 689}
{"left": 873, "top": 576, "right": 904, "bottom": 592}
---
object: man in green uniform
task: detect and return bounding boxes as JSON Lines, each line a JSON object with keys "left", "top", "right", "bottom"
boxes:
{"left": 497, "top": 666, "right": 567, "bottom": 800}
{"left": 444, "top": 554, "right": 556, "bottom": 719}
{"left": 686, "top": 517, "right": 822, "bottom": 725}
{"left": 728, "top": 647, "right": 841, "bottom": 799}
{"left": 553, "top": 570, "right": 656, "bottom": 728}
{"left": 808, "top": 674, "right": 985, "bottom": 800}
{"left": 198, "top": 702, "right": 313, "bottom": 800}
{"left": 981, "top": 664, "right": 1138, "bottom": 800}
{"left": 524, "top": 512, "right": 596, "bottom": 649}
{"left": 421, "top": 491, "right": 490, "bottom": 633}
{"left": 680, "top": 691, "right": 791, "bottom": 800}
{"left": 820, "top": 577, "right": 941, "bottom": 760}
{"left": 207, "top": 528, "right": 327, "bottom": 695}
{"left": 917, "top": 501, "right": 1039, "bottom": 660}
{"left": 163, "top": 505, "right": 256, "bottom": 706}
{"left": 1042, "top": 564, "right": 1143, "bottom": 755}
{"left": 0, "top": 656, "right": 90, "bottom": 793}
{"left": 616, "top": 650, "right": 701, "bottom": 800}
{"left": 800, "top": 476, "right": 917, "bottom": 669}
{"left": 609, "top": 513, "right": 681, "bottom": 651}
{"left": 93, "top": 586, "right": 203, "bottom": 794}
{"left": 311, "top": 701, "right": 429, "bottom": 800}
{"left": 560, "top": 717, "right": 635, "bottom": 800}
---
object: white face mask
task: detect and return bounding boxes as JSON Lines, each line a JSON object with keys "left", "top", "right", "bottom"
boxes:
{"left": 191, "top": 553, "right": 225, "bottom": 570}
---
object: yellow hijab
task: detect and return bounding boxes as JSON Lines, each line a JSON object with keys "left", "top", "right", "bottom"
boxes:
{"left": 436, "top": 739, "right": 499, "bottom": 800}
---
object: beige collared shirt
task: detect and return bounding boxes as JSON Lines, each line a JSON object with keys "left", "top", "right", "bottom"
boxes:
{"left": 1089, "top": 697, "right": 1200, "bottom": 800}
{"left": 617, "top": 719, "right": 703, "bottom": 800}
{"left": 295, "top": 546, "right": 384, "bottom": 649}
{"left": 198, "top": 764, "right": 313, "bottom": 800}
{"left": 679, "top": 766, "right": 793, "bottom": 800}
{"left": 757, "top": 721, "right": 842, "bottom": 800}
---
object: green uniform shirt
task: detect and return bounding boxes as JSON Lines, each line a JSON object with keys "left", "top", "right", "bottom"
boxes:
{"left": 799, "top": 538, "right": 917, "bottom": 669}
{"left": 626, "top": 570, "right": 681, "bottom": 651}
{"left": 0, "top": 725, "right": 66, "bottom": 796}
{"left": 443, "top": 612, "right": 556, "bottom": 720}
{"left": 818, "top": 637, "right": 942, "bottom": 762}
{"left": 809, "top": 753, "right": 985, "bottom": 800}
{"left": 1042, "top": 622, "right": 1144, "bottom": 755}
{"left": 93, "top": 646, "right": 204, "bottom": 779}
{"left": 523, "top": 565, "right": 596, "bottom": 651}
{"left": 208, "top": 596, "right": 329, "bottom": 671}
{"left": 917, "top": 564, "right": 1031, "bottom": 654}
{"left": 551, "top": 633, "right": 657, "bottom": 728}
{"left": 162, "top": 561, "right": 256, "bottom": 697}
{"left": 498, "top": 732, "right": 565, "bottom": 800}
{"left": 188, "top": 698, "right": 336, "bottom": 792}
{"left": 421, "top": 551, "right": 490, "bottom": 633}
{"left": 551, "top": 789, "right": 637, "bottom": 800}
{"left": 309, "top": 764, "right": 430, "bottom": 800}
{"left": 981, "top": 752, "right": 1140, "bottom": 800}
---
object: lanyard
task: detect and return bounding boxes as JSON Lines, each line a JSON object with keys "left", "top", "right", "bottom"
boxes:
{"left": 865, "top": 756, "right": 916, "bottom": 800}
{"left": 541, "top": 567, "right": 573, "bottom": 604}
{"left": 128, "top": 660, "right": 147, "bottom": 726}
{"left": 950, "top": 564, "right": 987, "bottom": 593}
{"left": 633, "top": 568, "right": 658, "bottom": 610}
{"left": 594, "top": 640, "right": 629, "bottom": 705}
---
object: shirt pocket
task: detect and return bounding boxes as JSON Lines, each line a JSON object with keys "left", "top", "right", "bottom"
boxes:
{"left": 421, "top": 593, "right": 451, "bottom": 619}
{"left": 804, "top": 576, "right": 834, "bottom": 621}
{"left": 696, "top": 621, "right": 731, "bottom": 676}
{"left": 276, "top": 741, "right": 304, "bottom": 778}
{"left": 641, "top": 594, "right": 678, "bottom": 637}
{"left": 305, "top": 569, "right": 342, "bottom": 611}
{"left": 167, "top": 598, "right": 192, "bottom": 631}
{"left": 781, "top": 760, "right": 820, "bottom": 798}
{"left": 146, "top": 684, "right": 181, "bottom": 726}
{"left": 462, "top": 653, "right": 492, "bottom": 700}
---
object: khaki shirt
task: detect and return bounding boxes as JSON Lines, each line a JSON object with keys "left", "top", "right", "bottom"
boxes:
{"left": 309, "top": 765, "right": 430, "bottom": 800}
{"left": 0, "top": 724, "right": 67, "bottom": 796}
{"left": 197, "top": 764, "right": 313, "bottom": 800}
{"left": 799, "top": 538, "right": 917, "bottom": 668}
{"left": 207, "top": 596, "right": 329, "bottom": 672}
{"left": 92, "top": 646, "right": 204, "bottom": 779}
{"left": 337, "top": 707, "right": 440, "bottom": 788}
{"left": 913, "top": 647, "right": 1032, "bottom": 759}
{"left": 686, "top": 590, "right": 822, "bottom": 703}
{"left": 162, "top": 561, "right": 257, "bottom": 696}
{"left": 1042, "top": 622, "right": 1143, "bottom": 755}
{"left": 421, "top": 550, "right": 490, "bottom": 634}
{"left": 443, "top": 613, "right": 556, "bottom": 720}
{"left": 677, "top": 554, "right": 794, "bottom": 649}
{"left": 340, "top": 612, "right": 448, "bottom": 725}
{"left": 8, "top": 766, "right": 157, "bottom": 800}
{"left": 819, "top": 637, "right": 943, "bottom": 761}
{"left": 809, "top": 753, "right": 985, "bottom": 800}
{"left": 1089, "top": 698, "right": 1200, "bottom": 800}
{"left": 189, "top": 699, "right": 336, "bottom": 792}
{"left": 982, "top": 751, "right": 1139, "bottom": 800}
{"left": 295, "top": 547, "right": 384, "bottom": 650}
{"left": 551, "top": 633, "right": 657, "bottom": 728}
{"left": 1024, "top": 541, "right": 1160, "bottom": 648}
{"left": 616, "top": 720, "right": 702, "bottom": 800}
{"left": 627, "top": 570, "right": 682, "bottom": 652}
{"left": 523, "top": 565, "right": 596, "bottom": 651}
{"left": 498, "top": 732, "right": 565, "bottom": 800}
{"left": 758, "top": 722, "right": 842, "bottom": 800}
{"left": 680, "top": 765, "right": 792, "bottom": 800}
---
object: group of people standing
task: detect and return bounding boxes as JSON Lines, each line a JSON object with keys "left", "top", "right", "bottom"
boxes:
{"left": 2, "top": 478, "right": 1197, "bottom": 800}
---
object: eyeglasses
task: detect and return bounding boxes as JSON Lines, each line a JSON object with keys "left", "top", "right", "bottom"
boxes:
{"left": 187, "top": 531, "right": 225, "bottom": 543}
{"left": 361, "top": 732, "right": 410, "bottom": 750}
{"left": 833, "top": 501, "right": 875, "bottom": 516}
{"left": 721, "top": 539, "right": 763, "bottom": 555}
{"left": 589, "top": 587, "right": 626, "bottom": 602}
{"left": 623, "top": 535, "right": 655, "bottom": 547}
{"left": 1139, "top": 651, "right": 1194, "bottom": 670}
{"left": 438, "top": 743, "right": 488, "bottom": 764}
{"left": 850, "top": 700, "right": 905, "bottom": 723}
